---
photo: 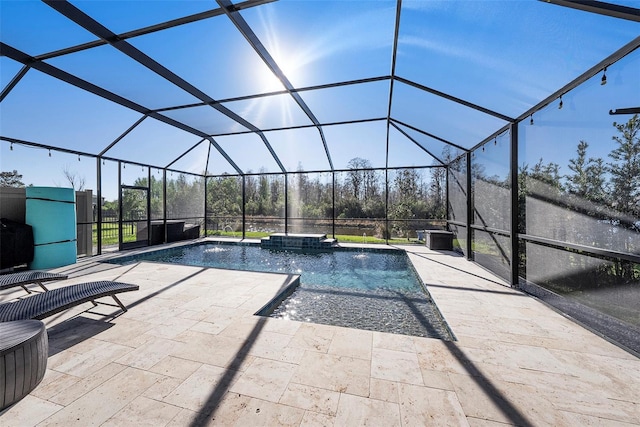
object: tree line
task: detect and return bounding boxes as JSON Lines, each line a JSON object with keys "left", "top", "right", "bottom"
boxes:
{"left": 207, "top": 158, "right": 448, "bottom": 236}
{"left": 93, "top": 158, "right": 447, "bottom": 238}
{"left": 449, "top": 115, "right": 639, "bottom": 287}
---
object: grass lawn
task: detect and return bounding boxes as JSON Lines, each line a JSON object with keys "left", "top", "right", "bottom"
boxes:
{"left": 95, "top": 224, "right": 424, "bottom": 247}
{"left": 93, "top": 222, "right": 136, "bottom": 245}
{"left": 207, "top": 230, "right": 420, "bottom": 245}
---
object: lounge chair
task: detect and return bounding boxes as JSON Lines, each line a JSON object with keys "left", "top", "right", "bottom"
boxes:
{"left": 0, "top": 281, "right": 139, "bottom": 322}
{"left": 0, "top": 271, "right": 68, "bottom": 293}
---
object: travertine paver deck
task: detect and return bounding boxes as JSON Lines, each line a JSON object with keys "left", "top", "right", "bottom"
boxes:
{"left": 1, "top": 242, "right": 638, "bottom": 426}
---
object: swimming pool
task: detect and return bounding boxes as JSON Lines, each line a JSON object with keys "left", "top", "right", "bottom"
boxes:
{"left": 110, "top": 243, "right": 453, "bottom": 339}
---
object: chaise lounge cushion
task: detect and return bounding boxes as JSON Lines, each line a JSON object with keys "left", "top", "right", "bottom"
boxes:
{"left": 0, "top": 271, "right": 68, "bottom": 292}
{"left": 0, "top": 281, "right": 139, "bottom": 322}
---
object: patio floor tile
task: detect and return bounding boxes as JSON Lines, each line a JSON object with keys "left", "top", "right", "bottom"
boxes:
{"left": 101, "top": 395, "right": 182, "bottom": 427}
{"left": 334, "top": 393, "right": 401, "bottom": 426}
{"left": 397, "top": 383, "right": 467, "bottom": 426}
{"left": 228, "top": 357, "right": 297, "bottom": 403}
{"left": 279, "top": 382, "right": 341, "bottom": 416}
{"left": 291, "top": 351, "right": 371, "bottom": 397}
{"left": 37, "top": 367, "right": 165, "bottom": 426}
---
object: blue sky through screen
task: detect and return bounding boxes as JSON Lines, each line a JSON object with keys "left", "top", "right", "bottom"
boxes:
{"left": 1, "top": 0, "right": 639, "bottom": 201}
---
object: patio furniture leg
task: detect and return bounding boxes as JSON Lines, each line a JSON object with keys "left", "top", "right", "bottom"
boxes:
{"left": 111, "top": 295, "right": 127, "bottom": 312}
{"left": 34, "top": 281, "right": 50, "bottom": 292}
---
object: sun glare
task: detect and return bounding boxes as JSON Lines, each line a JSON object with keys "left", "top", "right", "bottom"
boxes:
{"left": 255, "top": 53, "right": 304, "bottom": 92}
{"left": 276, "top": 56, "right": 302, "bottom": 84}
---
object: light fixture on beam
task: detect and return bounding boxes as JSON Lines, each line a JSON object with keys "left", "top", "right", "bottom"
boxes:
{"left": 601, "top": 67, "right": 607, "bottom": 85}
{"left": 558, "top": 95, "right": 563, "bottom": 110}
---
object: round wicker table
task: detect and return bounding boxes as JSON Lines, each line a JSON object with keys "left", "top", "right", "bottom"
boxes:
{"left": 0, "top": 319, "right": 48, "bottom": 411}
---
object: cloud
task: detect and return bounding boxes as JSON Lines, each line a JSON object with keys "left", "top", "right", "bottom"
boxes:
{"left": 398, "top": 34, "right": 501, "bottom": 71}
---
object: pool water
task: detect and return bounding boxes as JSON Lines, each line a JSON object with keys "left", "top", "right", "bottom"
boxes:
{"left": 112, "top": 243, "right": 453, "bottom": 339}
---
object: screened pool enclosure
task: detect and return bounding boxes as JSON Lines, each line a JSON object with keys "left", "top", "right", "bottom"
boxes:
{"left": 1, "top": 0, "right": 639, "bottom": 353}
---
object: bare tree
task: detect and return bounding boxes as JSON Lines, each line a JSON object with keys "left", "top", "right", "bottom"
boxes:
{"left": 347, "top": 157, "right": 371, "bottom": 199}
{"left": 61, "top": 165, "right": 86, "bottom": 191}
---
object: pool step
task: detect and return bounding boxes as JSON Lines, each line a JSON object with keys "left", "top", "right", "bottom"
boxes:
{"left": 261, "top": 233, "right": 337, "bottom": 250}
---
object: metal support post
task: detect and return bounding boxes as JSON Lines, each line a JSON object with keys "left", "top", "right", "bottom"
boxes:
{"left": 466, "top": 152, "right": 473, "bottom": 259}
{"left": 96, "top": 157, "right": 102, "bottom": 255}
{"left": 510, "top": 122, "right": 520, "bottom": 288}
{"left": 242, "top": 176, "right": 246, "bottom": 239}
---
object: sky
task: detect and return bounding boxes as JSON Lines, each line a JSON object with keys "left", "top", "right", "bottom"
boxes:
{"left": 1, "top": 0, "right": 639, "bottom": 201}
